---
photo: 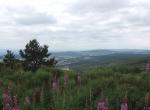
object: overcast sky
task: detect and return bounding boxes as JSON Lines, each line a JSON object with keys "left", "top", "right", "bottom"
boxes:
{"left": 0, "top": 0, "right": 150, "bottom": 51}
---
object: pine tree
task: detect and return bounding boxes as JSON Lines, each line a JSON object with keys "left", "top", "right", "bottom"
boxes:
{"left": 3, "top": 50, "right": 16, "bottom": 69}
{"left": 20, "top": 39, "right": 57, "bottom": 72}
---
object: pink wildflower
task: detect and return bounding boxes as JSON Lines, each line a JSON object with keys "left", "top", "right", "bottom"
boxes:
{"left": 144, "top": 106, "right": 150, "bottom": 110}
{"left": 12, "top": 95, "right": 19, "bottom": 110}
{"left": 146, "top": 58, "right": 150, "bottom": 71}
{"left": 144, "top": 101, "right": 150, "bottom": 110}
{"left": 146, "top": 63, "right": 150, "bottom": 71}
{"left": 2, "top": 89, "right": 13, "bottom": 109}
{"left": 52, "top": 75, "right": 59, "bottom": 91}
{"left": 52, "top": 79, "right": 59, "bottom": 91}
{"left": 3, "top": 103, "right": 11, "bottom": 110}
{"left": 75, "top": 73, "right": 81, "bottom": 86}
{"left": 64, "top": 73, "right": 69, "bottom": 85}
{"left": 120, "top": 97, "right": 128, "bottom": 110}
{"left": 97, "top": 99, "right": 107, "bottom": 110}
{"left": 24, "top": 96, "right": 30, "bottom": 106}
{"left": 12, "top": 104, "right": 19, "bottom": 110}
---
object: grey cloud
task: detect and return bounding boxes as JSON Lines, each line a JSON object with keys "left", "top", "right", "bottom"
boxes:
{"left": 126, "top": 12, "right": 150, "bottom": 27}
{"left": 67, "top": 0, "right": 150, "bottom": 33}
{"left": 69, "top": 0, "right": 131, "bottom": 14}
{"left": 15, "top": 13, "right": 56, "bottom": 25}
{"left": 5, "top": 7, "right": 57, "bottom": 26}
{"left": 1, "top": 0, "right": 150, "bottom": 51}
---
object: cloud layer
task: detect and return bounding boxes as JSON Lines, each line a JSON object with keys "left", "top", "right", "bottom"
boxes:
{"left": 0, "top": 0, "right": 150, "bottom": 51}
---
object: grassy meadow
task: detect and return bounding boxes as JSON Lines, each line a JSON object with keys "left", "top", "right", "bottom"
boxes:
{"left": 0, "top": 60, "right": 149, "bottom": 110}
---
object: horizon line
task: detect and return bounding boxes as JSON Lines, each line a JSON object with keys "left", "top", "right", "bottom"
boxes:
{"left": 0, "top": 48, "right": 150, "bottom": 53}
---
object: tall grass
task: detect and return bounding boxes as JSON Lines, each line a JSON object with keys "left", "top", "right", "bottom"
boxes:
{"left": 0, "top": 65, "right": 150, "bottom": 110}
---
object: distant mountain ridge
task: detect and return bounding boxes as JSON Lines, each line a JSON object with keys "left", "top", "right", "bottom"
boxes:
{"left": 53, "top": 49, "right": 150, "bottom": 68}
{"left": 0, "top": 49, "right": 150, "bottom": 57}
{"left": 53, "top": 49, "right": 150, "bottom": 58}
{"left": 0, "top": 49, "right": 150, "bottom": 66}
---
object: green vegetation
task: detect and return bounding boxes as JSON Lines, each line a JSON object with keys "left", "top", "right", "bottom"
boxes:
{"left": 3, "top": 50, "right": 16, "bottom": 69}
{"left": 0, "top": 39, "right": 150, "bottom": 110}
{"left": 20, "top": 39, "right": 57, "bottom": 72}
{"left": 0, "top": 61, "right": 150, "bottom": 110}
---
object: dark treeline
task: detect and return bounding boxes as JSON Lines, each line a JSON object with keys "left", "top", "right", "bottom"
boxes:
{"left": 1, "top": 39, "right": 57, "bottom": 72}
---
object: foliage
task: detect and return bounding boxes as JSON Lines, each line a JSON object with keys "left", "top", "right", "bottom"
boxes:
{"left": 19, "top": 39, "right": 57, "bottom": 72}
{"left": 0, "top": 63, "right": 149, "bottom": 110}
{"left": 3, "top": 50, "right": 16, "bottom": 69}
